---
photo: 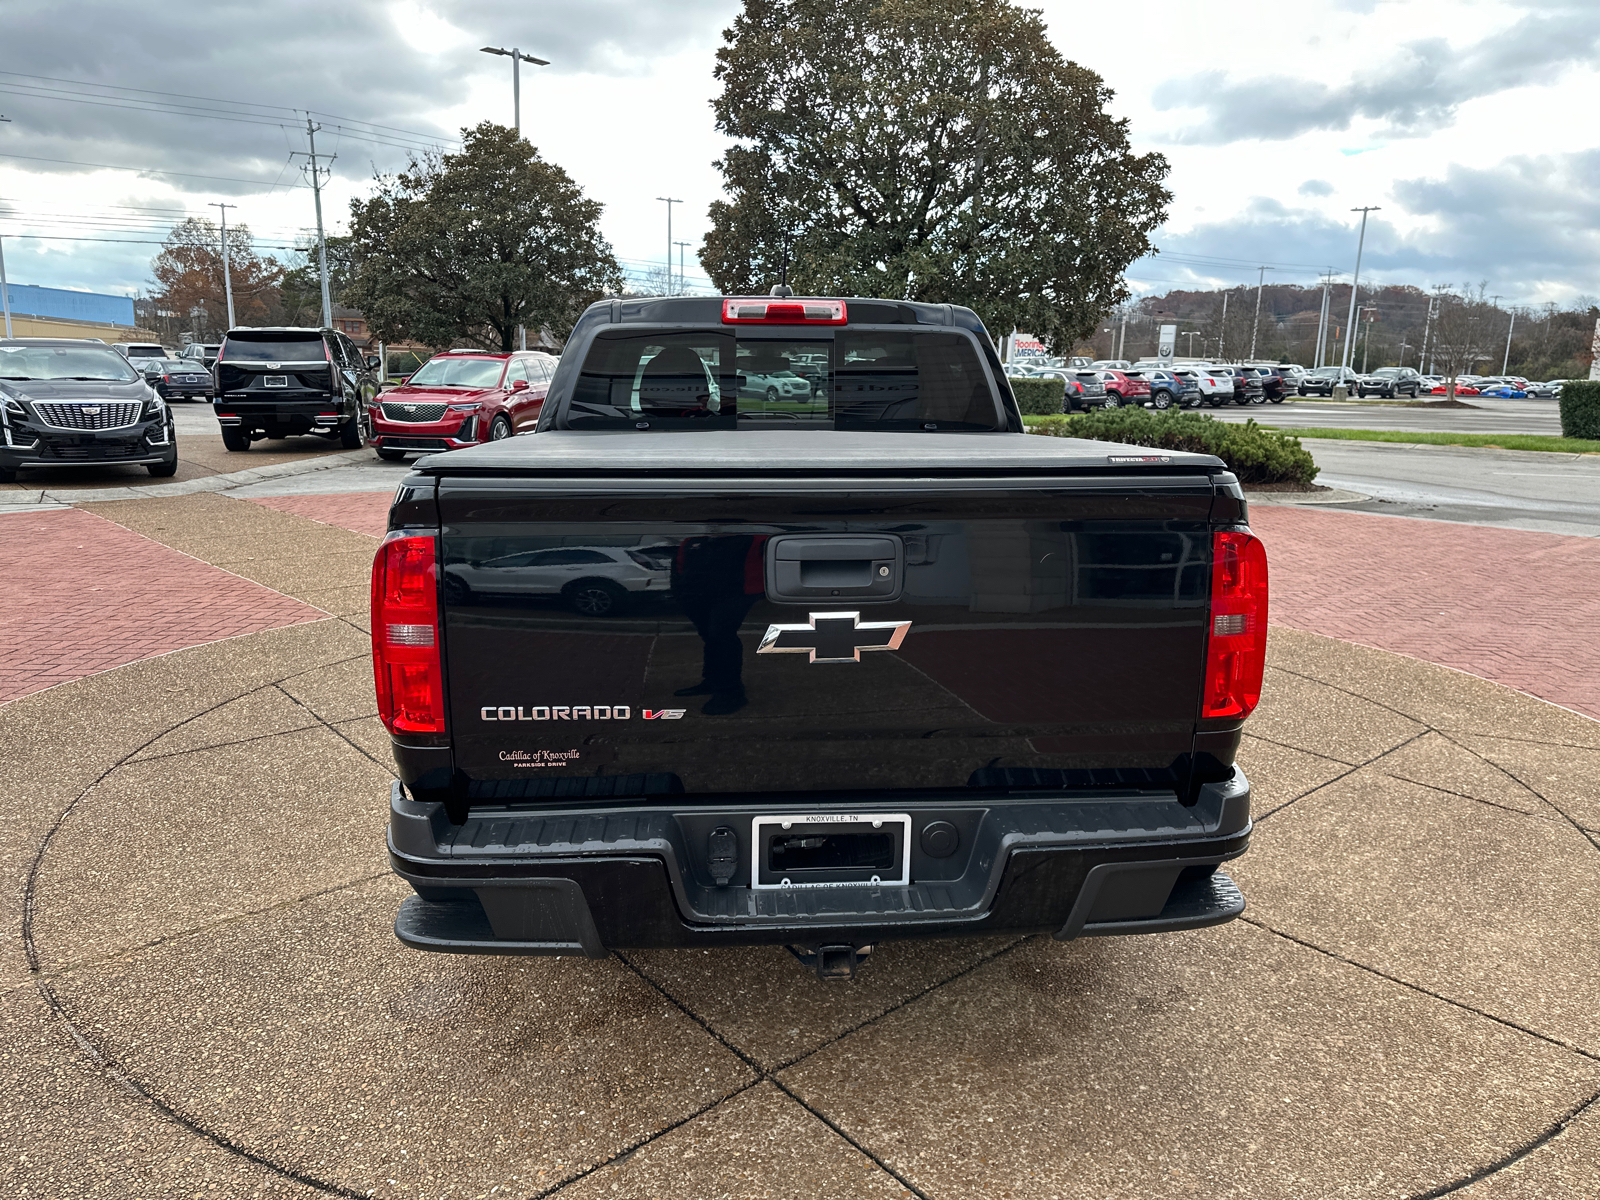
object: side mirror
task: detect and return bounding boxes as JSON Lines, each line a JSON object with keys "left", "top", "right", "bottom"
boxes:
{"left": 366, "top": 355, "right": 381, "bottom": 370}
{"left": 509, "top": 379, "right": 529, "bottom": 393}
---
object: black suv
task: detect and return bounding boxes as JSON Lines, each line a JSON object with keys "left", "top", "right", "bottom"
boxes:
{"left": 1249, "top": 366, "right": 1293, "bottom": 403}
{"left": 1205, "top": 365, "right": 1265, "bottom": 405}
{"left": 212, "top": 326, "right": 381, "bottom": 451}
{"left": 0, "top": 338, "right": 177, "bottom": 482}
{"left": 1359, "top": 367, "right": 1423, "bottom": 398}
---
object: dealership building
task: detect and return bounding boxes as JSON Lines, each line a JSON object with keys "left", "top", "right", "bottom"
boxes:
{"left": 1, "top": 281, "right": 156, "bottom": 342}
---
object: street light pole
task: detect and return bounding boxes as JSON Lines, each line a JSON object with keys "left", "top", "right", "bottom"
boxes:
{"left": 1249, "top": 265, "right": 1274, "bottom": 360}
{"left": 674, "top": 240, "right": 690, "bottom": 296}
{"left": 479, "top": 45, "right": 550, "bottom": 134}
{"left": 1503, "top": 307, "right": 1517, "bottom": 375}
{"left": 656, "top": 197, "right": 681, "bottom": 295}
{"left": 0, "top": 234, "right": 11, "bottom": 338}
{"left": 1314, "top": 270, "right": 1333, "bottom": 368}
{"left": 1341, "top": 207, "right": 1380, "bottom": 373}
{"left": 209, "top": 202, "right": 237, "bottom": 329}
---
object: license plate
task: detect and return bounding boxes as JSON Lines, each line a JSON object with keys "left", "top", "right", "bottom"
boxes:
{"left": 262, "top": 376, "right": 288, "bottom": 388}
{"left": 751, "top": 813, "right": 911, "bottom": 889}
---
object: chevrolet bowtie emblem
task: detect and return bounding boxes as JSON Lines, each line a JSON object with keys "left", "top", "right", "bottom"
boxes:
{"left": 757, "top": 612, "right": 912, "bottom": 664}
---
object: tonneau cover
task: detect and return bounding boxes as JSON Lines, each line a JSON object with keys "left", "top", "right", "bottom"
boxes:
{"left": 413, "top": 430, "right": 1227, "bottom": 475}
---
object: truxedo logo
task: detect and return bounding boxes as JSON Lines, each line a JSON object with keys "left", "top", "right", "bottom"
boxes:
{"left": 479, "top": 705, "right": 686, "bottom": 721}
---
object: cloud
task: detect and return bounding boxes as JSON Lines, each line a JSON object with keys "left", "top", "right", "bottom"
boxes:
{"left": 0, "top": 0, "right": 736, "bottom": 195}
{"left": 1143, "top": 149, "right": 1600, "bottom": 300}
{"left": 1298, "top": 179, "right": 1334, "bottom": 196}
{"left": 1154, "top": 3, "right": 1600, "bottom": 144}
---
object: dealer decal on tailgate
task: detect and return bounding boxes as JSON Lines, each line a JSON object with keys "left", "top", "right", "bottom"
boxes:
{"left": 479, "top": 705, "right": 687, "bottom": 721}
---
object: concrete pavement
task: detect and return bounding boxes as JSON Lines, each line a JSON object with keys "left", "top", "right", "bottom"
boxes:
{"left": 1213, "top": 396, "right": 1564, "bottom": 436}
{"left": 3, "top": 488, "right": 1599, "bottom": 1197}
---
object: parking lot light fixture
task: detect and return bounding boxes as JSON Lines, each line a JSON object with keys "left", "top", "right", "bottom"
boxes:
{"left": 1342, "top": 207, "right": 1380, "bottom": 372}
{"left": 479, "top": 45, "right": 549, "bottom": 134}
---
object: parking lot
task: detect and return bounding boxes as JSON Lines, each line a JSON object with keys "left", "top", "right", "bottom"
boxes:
{"left": 1212, "top": 395, "right": 1565, "bottom": 436}
{"left": 5, "top": 471, "right": 1600, "bottom": 1198}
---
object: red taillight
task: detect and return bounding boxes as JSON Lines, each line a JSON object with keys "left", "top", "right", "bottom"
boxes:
{"left": 721, "top": 297, "right": 848, "bottom": 325}
{"left": 371, "top": 532, "right": 445, "bottom": 735}
{"left": 1203, "top": 530, "right": 1269, "bottom": 720}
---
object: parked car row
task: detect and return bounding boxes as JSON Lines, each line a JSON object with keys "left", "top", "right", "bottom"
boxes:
{"left": 1006, "top": 360, "right": 1288, "bottom": 411}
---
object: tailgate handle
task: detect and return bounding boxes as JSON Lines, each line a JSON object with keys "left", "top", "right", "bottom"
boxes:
{"left": 766, "top": 534, "right": 904, "bottom": 604}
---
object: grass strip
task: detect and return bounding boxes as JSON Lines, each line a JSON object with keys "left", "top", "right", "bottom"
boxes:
{"left": 1262, "top": 428, "right": 1600, "bottom": 454}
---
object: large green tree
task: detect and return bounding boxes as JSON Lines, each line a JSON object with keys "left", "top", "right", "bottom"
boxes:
{"left": 701, "top": 0, "right": 1170, "bottom": 348}
{"left": 346, "top": 123, "right": 622, "bottom": 350}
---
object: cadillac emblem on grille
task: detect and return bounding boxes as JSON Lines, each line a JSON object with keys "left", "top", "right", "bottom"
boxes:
{"left": 757, "top": 612, "right": 912, "bottom": 664}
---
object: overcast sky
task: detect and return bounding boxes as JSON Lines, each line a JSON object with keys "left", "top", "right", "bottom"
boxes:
{"left": 2, "top": 0, "right": 1595, "bottom": 308}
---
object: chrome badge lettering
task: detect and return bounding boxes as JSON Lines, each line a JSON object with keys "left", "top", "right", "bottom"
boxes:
{"left": 480, "top": 705, "right": 632, "bottom": 721}
{"left": 757, "top": 612, "right": 912, "bottom": 664}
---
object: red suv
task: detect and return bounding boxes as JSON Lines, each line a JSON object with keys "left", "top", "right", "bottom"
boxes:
{"left": 1096, "top": 369, "right": 1151, "bottom": 408}
{"left": 367, "top": 349, "right": 558, "bottom": 460}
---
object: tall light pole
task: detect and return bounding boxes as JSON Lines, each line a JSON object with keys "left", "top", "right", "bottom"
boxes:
{"left": 1341, "top": 207, "right": 1380, "bottom": 373}
{"left": 1313, "top": 270, "right": 1334, "bottom": 368}
{"left": 1249, "top": 265, "right": 1274, "bottom": 360}
{"left": 674, "top": 240, "right": 690, "bottom": 296}
{"left": 1116, "top": 305, "right": 1129, "bottom": 360}
{"left": 209, "top": 202, "right": 237, "bottom": 329}
{"left": 479, "top": 46, "right": 549, "bottom": 133}
{"left": 0, "top": 234, "right": 12, "bottom": 338}
{"left": 1217, "top": 292, "right": 1229, "bottom": 360}
{"left": 1182, "top": 330, "right": 1200, "bottom": 356}
{"left": 1502, "top": 306, "right": 1517, "bottom": 375}
{"left": 656, "top": 197, "right": 681, "bottom": 295}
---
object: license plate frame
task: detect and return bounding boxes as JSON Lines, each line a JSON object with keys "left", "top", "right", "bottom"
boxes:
{"left": 751, "top": 813, "right": 911, "bottom": 889}
{"left": 262, "top": 375, "right": 289, "bottom": 388}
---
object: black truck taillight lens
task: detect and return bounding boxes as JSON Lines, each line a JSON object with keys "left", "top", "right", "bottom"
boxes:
{"left": 1203, "top": 530, "right": 1269, "bottom": 720}
{"left": 371, "top": 532, "right": 445, "bottom": 734}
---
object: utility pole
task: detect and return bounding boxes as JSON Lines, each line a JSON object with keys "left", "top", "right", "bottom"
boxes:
{"left": 674, "top": 240, "right": 690, "bottom": 296}
{"left": 1418, "top": 293, "right": 1435, "bottom": 375}
{"left": 1117, "top": 306, "right": 1128, "bottom": 360}
{"left": 209, "top": 202, "right": 237, "bottom": 329}
{"left": 1314, "top": 271, "right": 1334, "bottom": 368}
{"left": 297, "top": 118, "right": 335, "bottom": 329}
{"left": 1427, "top": 284, "right": 1449, "bottom": 374}
{"left": 655, "top": 198, "right": 681, "bottom": 295}
{"left": 1249, "top": 266, "right": 1274, "bottom": 360}
{"left": 1358, "top": 305, "right": 1377, "bottom": 372}
{"left": 1217, "top": 292, "right": 1229, "bottom": 360}
{"left": 1502, "top": 306, "right": 1517, "bottom": 374}
{"left": 1341, "top": 207, "right": 1380, "bottom": 374}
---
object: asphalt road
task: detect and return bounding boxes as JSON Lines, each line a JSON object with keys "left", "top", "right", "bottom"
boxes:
{"left": 1211, "top": 396, "right": 1563, "bottom": 435}
{"left": 1299, "top": 439, "right": 1600, "bottom": 537}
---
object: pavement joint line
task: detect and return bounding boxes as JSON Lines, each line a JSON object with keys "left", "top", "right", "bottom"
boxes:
{"left": 271, "top": 681, "right": 395, "bottom": 778}
{"left": 608, "top": 937, "right": 1042, "bottom": 1200}
{"left": 529, "top": 1077, "right": 767, "bottom": 1200}
{"left": 1382, "top": 768, "right": 1577, "bottom": 824}
{"left": 1255, "top": 729, "right": 1432, "bottom": 822}
{"left": 1410, "top": 1088, "right": 1600, "bottom": 1199}
{"left": 1243, "top": 728, "right": 1363, "bottom": 769}
{"left": 1239, "top": 916, "right": 1600, "bottom": 1066}
{"left": 37, "top": 872, "right": 391, "bottom": 983}
{"left": 1433, "top": 728, "right": 1600, "bottom": 860}
{"left": 30, "top": 978, "right": 365, "bottom": 1199}
{"left": 16, "top": 672, "right": 383, "bottom": 1198}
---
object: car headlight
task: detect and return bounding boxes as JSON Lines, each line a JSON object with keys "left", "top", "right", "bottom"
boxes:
{"left": 447, "top": 403, "right": 482, "bottom": 411}
{"left": 143, "top": 395, "right": 165, "bottom": 417}
{"left": 3, "top": 397, "right": 24, "bottom": 419}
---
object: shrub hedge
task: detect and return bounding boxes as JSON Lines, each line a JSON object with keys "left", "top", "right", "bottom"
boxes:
{"left": 1009, "top": 376, "right": 1066, "bottom": 415}
{"left": 1029, "top": 407, "right": 1320, "bottom": 487}
{"left": 1558, "top": 380, "right": 1600, "bottom": 440}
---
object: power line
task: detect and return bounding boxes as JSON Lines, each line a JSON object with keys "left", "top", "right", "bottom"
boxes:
{"left": 0, "top": 150, "right": 310, "bottom": 189}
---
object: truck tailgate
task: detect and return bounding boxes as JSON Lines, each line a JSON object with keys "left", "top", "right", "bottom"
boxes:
{"left": 437, "top": 471, "right": 1217, "bottom": 802}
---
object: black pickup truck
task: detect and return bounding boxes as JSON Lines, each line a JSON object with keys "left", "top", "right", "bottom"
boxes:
{"left": 375, "top": 296, "right": 1268, "bottom": 979}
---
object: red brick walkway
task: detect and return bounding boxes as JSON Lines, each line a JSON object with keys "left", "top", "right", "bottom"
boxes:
{"left": 248, "top": 492, "right": 390, "bottom": 538}
{"left": 0, "top": 508, "right": 327, "bottom": 704}
{"left": 1251, "top": 506, "right": 1600, "bottom": 720}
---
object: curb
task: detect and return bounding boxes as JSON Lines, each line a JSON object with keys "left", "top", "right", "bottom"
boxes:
{"left": 0, "top": 450, "right": 374, "bottom": 509}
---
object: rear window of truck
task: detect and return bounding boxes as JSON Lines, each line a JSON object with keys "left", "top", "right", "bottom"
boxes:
{"left": 566, "top": 328, "right": 1002, "bottom": 431}
{"left": 219, "top": 334, "right": 326, "bottom": 362}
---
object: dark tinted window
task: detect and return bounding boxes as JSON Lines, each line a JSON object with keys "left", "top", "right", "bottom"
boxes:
{"left": 568, "top": 327, "right": 999, "bottom": 430}
{"left": 220, "top": 333, "right": 326, "bottom": 362}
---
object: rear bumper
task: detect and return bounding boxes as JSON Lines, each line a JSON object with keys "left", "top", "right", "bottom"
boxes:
{"left": 388, "top": 773, "right": 1251, "bottom": 954}
{"left": 214, "top": 398, "right": 347, "bottom": 434}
